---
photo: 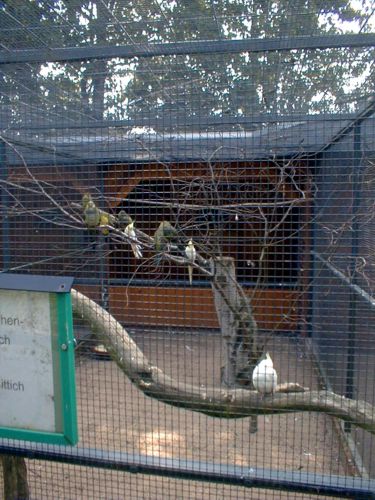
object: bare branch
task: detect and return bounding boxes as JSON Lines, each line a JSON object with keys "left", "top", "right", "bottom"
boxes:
{"left": 0, "top": 134, "right": 82, "bottom": 225}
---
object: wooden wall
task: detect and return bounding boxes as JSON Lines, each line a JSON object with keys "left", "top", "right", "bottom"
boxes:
{"left": 76, "top": 284, "right": 299, "bottom": 331}
{"left": 4, "top": 159, "right": 309, "bottom": 333}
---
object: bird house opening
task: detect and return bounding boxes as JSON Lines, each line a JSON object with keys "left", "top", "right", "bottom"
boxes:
{"left": 108, "top": 161, "right": 307, "bottom": 287}
{"left": 105, "top": 159, "right": 309, "bottom": 330}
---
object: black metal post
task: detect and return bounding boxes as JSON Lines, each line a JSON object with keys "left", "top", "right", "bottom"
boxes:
{"left": 0, "top": 140, "right": 10, "bottom": 271}
{"left": 344, "top": 123, "right": 362, "bottom": 432}
{"left": 1, "top": 34, "right": 375, "bottom": 65}
{"left": 99, "top": 166, "right": 109, "bottom": 311}
{"left": 306, "top": 155, "right": 321, "bottom": 339}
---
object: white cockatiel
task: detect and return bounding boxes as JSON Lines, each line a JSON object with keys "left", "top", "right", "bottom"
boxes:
{"left": 252, "top": 352, "right": 278, "bottom": 394}
{"left": 124, "top": 221, "right": 142, "bottom": 259}
{"left": 185, "top": 240, "right": 196, "bottom": 285}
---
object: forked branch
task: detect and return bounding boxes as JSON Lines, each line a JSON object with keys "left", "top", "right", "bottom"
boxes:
{"left": 72, "top": 288, "right": 375, "bottom": 434}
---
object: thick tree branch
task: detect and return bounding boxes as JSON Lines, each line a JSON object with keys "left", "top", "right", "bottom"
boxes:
{"left": 71, "top": 288, "right": 375, "bottom": 434}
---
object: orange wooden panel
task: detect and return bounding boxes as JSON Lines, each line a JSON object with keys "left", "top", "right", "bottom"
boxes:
{"left": 109, "top": 286, "right": 299, "bottom": 331}
{"left": 74, "top": 285, "right": 102, "bottom": 304}
{"left": 72, "top": 285, "right": 299, "bottom": 330}
{"left": 109, "top": 286, "right": 218, "bottom": 328}
{"left": 8, "top": 166, "right": 93, "bottom": 194}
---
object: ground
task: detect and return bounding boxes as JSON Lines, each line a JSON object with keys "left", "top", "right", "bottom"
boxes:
{"left": 2, "top": 331, "right": 357, "bottom": 499}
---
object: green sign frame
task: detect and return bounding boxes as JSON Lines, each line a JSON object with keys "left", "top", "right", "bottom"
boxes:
{"left": 0, "top": 274, "right": 78, "bottom": 446}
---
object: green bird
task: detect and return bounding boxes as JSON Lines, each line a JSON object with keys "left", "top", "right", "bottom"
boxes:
{"left": 117, "top": 210, "right": 133, "bottom": 231}
{"left": 82, "top": 193, "right": 115, "bottom": 232}
{"left": 154, "top": 221, "right": 178, "bottom": 253}
{"left": 162, "top": 221, "right": 178, "bottom": 242}
{"left": 81, "top": 192, "right": 92, "bottom": 211}
{"left": 99, "top": 209, "right": 116, "bottom": 233}
{"left": 99, "top": 211, "right": 111, "bottom": 235}
{"left": 84, "top": 200, "right": 100, "bottom": 229}
{"left": 101, "top": 205, "right": 116, "bottom": 225}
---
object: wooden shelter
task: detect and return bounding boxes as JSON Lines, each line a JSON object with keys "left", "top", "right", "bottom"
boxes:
{"left": 2, "top": 109, "right": 374, "bottom": 332}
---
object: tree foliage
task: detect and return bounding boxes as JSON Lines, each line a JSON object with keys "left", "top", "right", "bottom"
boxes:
{"left": 0, "top": 0, "right": 373, "bottom": 124}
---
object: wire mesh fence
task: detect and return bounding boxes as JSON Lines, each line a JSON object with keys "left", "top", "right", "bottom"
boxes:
{"left": 0, "top": 1, "right": 375, "bottom": 499}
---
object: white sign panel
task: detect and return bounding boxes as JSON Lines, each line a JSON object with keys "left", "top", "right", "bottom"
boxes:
{"left": 0, "top": 289, "right": 56, "bottom": 432}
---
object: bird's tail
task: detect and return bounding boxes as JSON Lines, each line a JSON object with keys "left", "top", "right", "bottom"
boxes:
{"left": 188, "top": 265, "right": 193, "bottom": 285}
{"left": 131, "top": 242, "right": 143, "bottom": 259}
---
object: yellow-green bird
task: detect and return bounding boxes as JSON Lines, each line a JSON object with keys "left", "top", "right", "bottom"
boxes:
{"left": 154, "top": 221, "right": 178, "bottom": 264}
{"left": 99, "top": 211, "right": 111, "bottom": 235}
{"left": 83, "top": 195, "right": 115, "bottom": 236}
{"left": 101, "top": 209, "right": 116, "bottom": 226}
{"left": 84, "top": 200, "right": 100, "bottom": 229}
{"left": 81, "top": 192, "right": 92, "bottom": 211}
{"left": 185, "top": 240, "right": 196, "bottom": 285}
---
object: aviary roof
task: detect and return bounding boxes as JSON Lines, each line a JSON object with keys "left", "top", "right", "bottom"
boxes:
{"left": 3, "top": 111, "right": 375, "bottom": 165}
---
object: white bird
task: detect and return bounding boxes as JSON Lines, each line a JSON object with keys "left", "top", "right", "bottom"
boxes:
{"left": 252, "top": 352, "right": 278, "bottom": 394}
{"left": 124, "top": 221, "right": 142, "bottom": 259}
{"left": 185, "top": 240, "right": 196, "bottom": 285}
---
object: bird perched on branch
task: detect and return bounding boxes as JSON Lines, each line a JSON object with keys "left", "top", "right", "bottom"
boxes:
{"left": 98, "top": 206, "right": 116, "bottom": 235}
{"left": 83, "top": 200, "right": 101, "bottom": 230}
{"left": 124, "top": 221, "right": 142, "bottom": 259}
{"left": 82, "top": 192, "right": 93, "bottom": 210}
{"left": 252, "top": 352, "right": 278, "bottom": 394}
{"left": 154, "top": 221, "right": 178, "bottom": 253}
{"left": 185, "top": 240, "right": 196, "bottom": 285}
{"left": 161, "top": 221, "right": 178, "bottom": 245}
{"left": 117, "top": 210, "right": 133, "bottom": 231}
{"left": 82, "top": 193, "right": 115, "bottom": 235}
{"left": 99, "top": 210, "right": 115, "bottom": 236}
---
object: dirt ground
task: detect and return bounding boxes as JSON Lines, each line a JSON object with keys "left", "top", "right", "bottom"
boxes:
{"left": 2, "top": 331, "right": 359, "bottom": 499}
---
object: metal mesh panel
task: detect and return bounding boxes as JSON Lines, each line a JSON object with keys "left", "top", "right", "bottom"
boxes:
{"left": 311, "top": 120, "right": 375, "bottom": 477}
{"left": 0, "top": 1, "right": 375, "bottom": 499}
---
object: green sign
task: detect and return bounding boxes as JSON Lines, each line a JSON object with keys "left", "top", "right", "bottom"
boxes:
{"left": 0, "top": 274, "right": 78, "bottom": 445}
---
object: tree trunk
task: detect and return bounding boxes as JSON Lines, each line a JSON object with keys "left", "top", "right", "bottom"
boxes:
{"left": 211, "top": 257, "right": 262, "bottom": 433}
{"left": 1, "top": 456, "right": 29, "bottom": 500}
{"left": 211, "top": 257, "right": 261, "bottom": 387}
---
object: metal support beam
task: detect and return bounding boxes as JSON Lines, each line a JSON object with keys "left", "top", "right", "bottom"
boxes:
{"left": 0, "top": 141, "right": 10, "bottom": 271}
{"left": 5, "top": 112, "right": 371, "bottom": 132}
{"left": 99, "top": 167, "right": 109, "bottom": 311}
{"left": 0, "top": 443, "right": 374, "bottom": 498}
{"left": 0, "top": 34, "right": 375, "bottom": 65}
{"left": 345, "top": 123, "right": 363, "bottom": 430}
